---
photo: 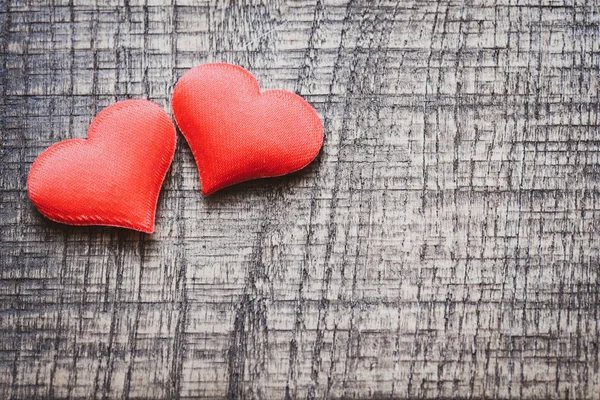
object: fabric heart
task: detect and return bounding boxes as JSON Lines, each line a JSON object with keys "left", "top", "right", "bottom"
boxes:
{"left": 27, "top": 99, "right": 176, "bottom": 233}
{"left": 171, "top": 63, "right": 323, "bottom": 195}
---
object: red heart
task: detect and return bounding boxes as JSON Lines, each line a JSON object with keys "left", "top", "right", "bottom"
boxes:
{"left": 172, "top": 63, "right": 323, "bottom": 195}
{"left": 27, "top": 99, "right": 176, "bottom": 233}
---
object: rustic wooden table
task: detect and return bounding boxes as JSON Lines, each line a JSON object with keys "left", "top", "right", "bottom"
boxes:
{"left": 2, "top": 1, "right": 600, "bottom": 399}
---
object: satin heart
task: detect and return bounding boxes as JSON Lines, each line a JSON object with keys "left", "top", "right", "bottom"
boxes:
{"left": 27, "top": 99, "right": 176, "bottom": 233}
{"left": 171, "top": 63, "right": 323, "bottom": 195}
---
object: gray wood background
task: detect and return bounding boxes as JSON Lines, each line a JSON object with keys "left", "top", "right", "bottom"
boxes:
{"left": 1, "top": 0, "right": 600, "bottom": 399}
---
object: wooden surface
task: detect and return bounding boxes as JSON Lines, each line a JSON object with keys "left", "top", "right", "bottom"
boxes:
{"left": 1, "top": 0, "right": 600, "bottom": 399}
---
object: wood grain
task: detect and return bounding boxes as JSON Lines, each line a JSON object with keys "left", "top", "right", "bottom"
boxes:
{"left": 1, "top": 0, "right": 600, "bottom": 398}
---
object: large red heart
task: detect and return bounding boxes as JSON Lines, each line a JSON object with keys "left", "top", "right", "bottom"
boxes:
{"left": 27, "top": 99, "right": 176, "bottom": 233}
{"left": 171, "top": 63, "right": 323, "bottom": 195}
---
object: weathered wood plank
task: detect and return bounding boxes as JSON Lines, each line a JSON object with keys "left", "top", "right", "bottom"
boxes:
{"left": 1, "top": 0, "right": 600, "bottom": 398}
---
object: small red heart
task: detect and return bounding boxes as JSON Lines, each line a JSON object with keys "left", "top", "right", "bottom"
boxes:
{"left": 172, "top": 63, "right": 323, "bottom": 195}
{"left": 27, "top": 99, "right": 176, "bottom": 233}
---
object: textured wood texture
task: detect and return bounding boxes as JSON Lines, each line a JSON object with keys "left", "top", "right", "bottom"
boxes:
{"left": 1, "top": 0, "right": 600, "bottom": 399}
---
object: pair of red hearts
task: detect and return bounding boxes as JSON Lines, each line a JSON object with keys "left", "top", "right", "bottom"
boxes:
{"left": 27, "top": 63, "right": 324, "bottom": 233}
